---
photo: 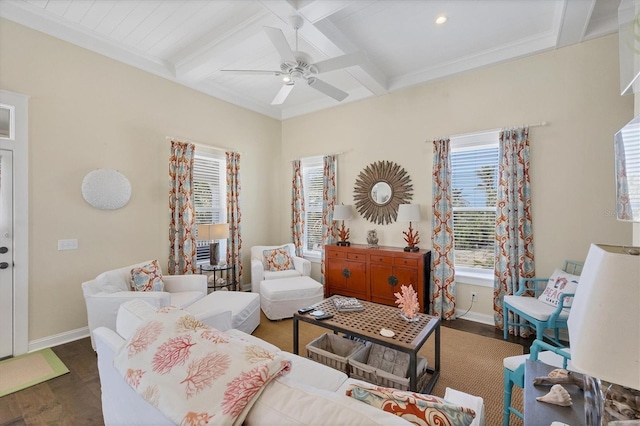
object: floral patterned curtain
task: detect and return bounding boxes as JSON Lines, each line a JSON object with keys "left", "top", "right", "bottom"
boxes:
{"left": 320, "top": 155, "right": 337, "bottom": 283}
{"left": 291, "top": 160, "right": 305, "bottom": 257}
{"left": 431, "top": 138, "right": 456, "bottom": 319}
{"left": 168, "top": 140, "right": 197, "bottom": 275}
{"left": 226, "top": 152, "right": 243, "bottom": 286}
{"left": 494, "top": 127, "right": 536, "bottom": 337}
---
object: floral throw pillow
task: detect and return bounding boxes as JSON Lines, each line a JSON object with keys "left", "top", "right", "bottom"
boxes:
{"left": 263, "top": 246, "right": 295, "bottom": 271}
{"left": 537, "top": 268, "right": 580, "bottom": 307}
{"left": 346, "top": 383, "right": 476, "bottom": 426}
{"left": 130, "top": 260, "right": 165, "bottom": 292}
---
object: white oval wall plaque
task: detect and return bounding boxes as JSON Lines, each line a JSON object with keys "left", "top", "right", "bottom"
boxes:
{"left": 81, "top": 169, "right": 131, "bottom": 210}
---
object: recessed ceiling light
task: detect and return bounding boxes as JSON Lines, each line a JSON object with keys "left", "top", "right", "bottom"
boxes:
{"left": 436, "top": 15, "right": 447, "bottom": 24}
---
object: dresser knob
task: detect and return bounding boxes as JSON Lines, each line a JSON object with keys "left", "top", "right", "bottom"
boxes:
{"left": 342, "top": 268, "right": 351, "bottom": 278}
{"left": 388, "top": 275, "right": 398, "bottom": 286}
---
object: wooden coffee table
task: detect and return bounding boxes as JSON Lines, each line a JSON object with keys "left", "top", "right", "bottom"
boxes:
{"left": 293, "top": 295, "right": 440, "bottom": 393}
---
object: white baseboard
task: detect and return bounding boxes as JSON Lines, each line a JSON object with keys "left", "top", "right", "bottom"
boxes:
{"left": 454, "top": 309, "right": 495, "bottom": 326}
{"left": 28, "top": 326, "right": 90, "bottom": 352}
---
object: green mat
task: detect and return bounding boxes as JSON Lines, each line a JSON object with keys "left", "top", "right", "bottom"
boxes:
{"left": 0, "top": 348, "right": 69, "bottom": 397}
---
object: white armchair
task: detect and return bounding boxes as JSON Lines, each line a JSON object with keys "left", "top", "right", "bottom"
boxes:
{"left": 250, "top": 243, "right": 311, "bottom": 293}
{"left": 82, "top": 260, "right": 207, "bottom": 349}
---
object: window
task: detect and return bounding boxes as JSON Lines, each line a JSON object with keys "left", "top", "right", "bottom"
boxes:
{"left": 301, "top": 156, "right": 324, "bottom": 258}
{"left": 451, "top": 131, "right": 499, "bottom": 274}
{"left": 193, "top": 151, "right": 226, "bottom": 264}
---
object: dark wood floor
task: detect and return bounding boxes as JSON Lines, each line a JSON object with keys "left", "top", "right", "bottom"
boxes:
{"left": 0, "top": 318, "right": 532, "bottom": 426}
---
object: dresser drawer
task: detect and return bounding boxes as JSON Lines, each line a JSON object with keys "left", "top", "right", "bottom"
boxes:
{"left": 347, "top": 252, "right": 366, "bottom": 261}
{"left": 327, "top": 250, "right": 346, "bottom": 259}
{"left": 394, "top": 257, "right": 418, "bottom": 267}
{"left": 369, "top": 255, "right": 392, "bottom": 264}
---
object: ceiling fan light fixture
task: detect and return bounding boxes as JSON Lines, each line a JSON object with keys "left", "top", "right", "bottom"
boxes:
{"left": 436, "top": 15, "right": 447, "bottom": 24}
{"left": 282, "top": 75, "right": 291, "bottom": 83}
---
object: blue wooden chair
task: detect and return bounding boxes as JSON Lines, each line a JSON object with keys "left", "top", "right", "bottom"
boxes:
{"left": 503, "top": 339, "right": 572, "bottom": 426}
{"left": 503, "top": 260, "right": 583, "bottom": 346}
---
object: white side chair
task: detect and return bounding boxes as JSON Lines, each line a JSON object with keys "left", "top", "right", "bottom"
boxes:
{"left": 82, "top": 260, "right": 207, "bottom": 349}
{"left": 250, "top": 243, "right": 311, "bottom": 293}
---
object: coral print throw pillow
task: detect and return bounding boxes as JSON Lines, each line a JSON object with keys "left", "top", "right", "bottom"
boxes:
{"left": 114, "top": 306, "right": 291, "bottom": 426}
{"left": 130, "top": 260, "right": 165, "bottom": 292}
{"left": 346, "top": 383, "right": 476, "bottom": 426}
{"left": 538, "top": 268, "right": 580, "bottom": 307}
{"left": 263, "top": 246, "right": 294, "bottom": 271}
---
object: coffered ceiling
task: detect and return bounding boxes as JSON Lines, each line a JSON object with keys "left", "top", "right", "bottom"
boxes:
{"left": 0, "top": 0, "right": 620, "bottom": 119}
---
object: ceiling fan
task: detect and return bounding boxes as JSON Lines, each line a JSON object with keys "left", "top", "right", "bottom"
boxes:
{"left": 221, "top": 16, "right": 366, "bottom": 105}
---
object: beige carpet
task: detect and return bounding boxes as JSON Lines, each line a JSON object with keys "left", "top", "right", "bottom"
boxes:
{"left": 253, "top": 313, "right": 524, "bottom": 426}
{"left": 0, "top": 348, "right": 69, "bottom": 397}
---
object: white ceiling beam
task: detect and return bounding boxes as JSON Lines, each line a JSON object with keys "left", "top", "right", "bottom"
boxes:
{"left": 556, "top": 0, "right": 597, "bottom": 47}
{"left": 296, "top": 0, "right": 352, "bottom": 24}
{"left": 173, "top": 11, "right": 272, "bottom": 81}
{"left": 258, "top": 0, "right": 387, "bottom": 95}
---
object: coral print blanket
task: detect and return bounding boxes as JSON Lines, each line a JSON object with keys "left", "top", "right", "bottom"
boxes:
{"left": 114, "top": 306, "right": 291, "bottom": 426}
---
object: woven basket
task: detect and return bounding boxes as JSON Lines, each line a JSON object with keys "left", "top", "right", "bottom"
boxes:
{"left": 306, "top": 333, "right": 365, "bottom": 375}
{"left": 349, "top": 342, "right": 429, "bottom": 391}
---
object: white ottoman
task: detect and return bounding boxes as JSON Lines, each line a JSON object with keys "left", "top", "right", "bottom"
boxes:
{"left": 186, "top": 291, "right": 260, "bottom": 334}
{"left": 260, "top": 276, "right": 324, "bottom": 320}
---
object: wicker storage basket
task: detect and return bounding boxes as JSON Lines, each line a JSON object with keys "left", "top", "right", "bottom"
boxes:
{"left": 306, "top": 333, "right": 365, "bottom": 375}
{"left": 349, "top": 342, "right": 429, "bottom": 391}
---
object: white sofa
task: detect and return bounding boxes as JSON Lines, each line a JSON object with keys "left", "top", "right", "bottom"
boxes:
{"left": 82, "top": 260, "right": 208, "bottom": 349}
{"left": 94, "top": 300, "right": 485, "bottom": 426}
{"left": 250, "top": 243, "right": 311, "bottom": 293}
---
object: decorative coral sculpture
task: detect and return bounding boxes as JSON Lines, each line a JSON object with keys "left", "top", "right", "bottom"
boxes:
{"left": 337, "top": 222, "right": 350, "bottom": 243}
{"left": 402, "top": 222, "right": 420, "bottom": 251}
{"left": 394, "top": 285, "right": 420, "bottom": 319}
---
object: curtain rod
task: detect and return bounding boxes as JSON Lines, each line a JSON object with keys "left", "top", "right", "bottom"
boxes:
{"left": 288, "top": 150, "right": 350, "bottom": 163}
{"left": 424, "top": 121, "right": 548, "bottom": 143}
{"left": 166, "top": 136, "right": 242, "bottom": 154}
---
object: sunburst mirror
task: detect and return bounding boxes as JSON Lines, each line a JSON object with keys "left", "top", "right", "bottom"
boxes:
{"left": 353, "top": 161, "right": 413, "bottom": 224}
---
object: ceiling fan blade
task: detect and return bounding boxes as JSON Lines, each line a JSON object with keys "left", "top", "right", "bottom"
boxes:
{"left": 307, "top": 77, "right": 348, "bottom": 102}
{"left": 220, "top": 69, "right": 282, "bottom": 76}
{"left": 312, "top": 51, "right": 367, "bottom": 74}
{"left": 264, "top": 26, "right": 297, "bottom": 64}
{"left": 271, "top": 83, "right": 295, "bottom": 105}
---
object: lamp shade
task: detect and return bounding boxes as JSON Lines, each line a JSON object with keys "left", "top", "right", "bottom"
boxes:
{"left": 568, "top": 243, "right": 640, "bottom": 390}
{"left": 197, "top": 223, "right": 229, "bottom": 240}
{"left": 333, "top": 205, "right": 353, "bottom": 221}
{"left": 397, "top": 204, "right": 421, "bottom": 222}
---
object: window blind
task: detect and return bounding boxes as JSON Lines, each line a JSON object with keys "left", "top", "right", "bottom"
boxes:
{"left": 193, "top": 152, "right": 226, "bottom": 263}
{"left": 301, "top": 157, "right": 324, "bottom": 253}
{"left": 451, "top": 140, "right": 498, "bottom": 270}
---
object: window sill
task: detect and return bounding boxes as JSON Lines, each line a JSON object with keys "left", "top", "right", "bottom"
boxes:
{"left": 303, "top": 252, "right": 322, "bottom": 264}
{"left": 455, "top": 269, "right": 494, "bottom": 288}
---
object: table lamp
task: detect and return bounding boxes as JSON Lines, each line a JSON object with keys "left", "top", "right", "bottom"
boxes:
{"left": 197, "top": 223, "right": 230, "bottom": 265}
{"left": 568, "top": 243, "right": 640, "bottom": 425}
{"left": 397, "top": 204, "right": 421, "bottom": 252}
{"left": 333, "top": 205, "right": 353, "bottom": 246}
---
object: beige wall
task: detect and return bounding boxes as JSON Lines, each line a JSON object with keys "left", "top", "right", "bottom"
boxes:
{"left": 281, "top": 34, "right": 634, "bottom": 321}
{"left": 0, "top": 19, "right": 281, "bottom": 343}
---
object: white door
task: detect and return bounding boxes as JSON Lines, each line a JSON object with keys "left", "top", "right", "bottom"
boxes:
{"left": 0, "top": 149, "right": 13, "bottom": 358}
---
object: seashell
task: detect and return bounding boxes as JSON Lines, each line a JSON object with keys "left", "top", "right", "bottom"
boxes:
{"left": 548, "top": 368, "right": 569, "bottom": 378}
{"left": 536, "top": 384, "right": 572, "bottom": 406}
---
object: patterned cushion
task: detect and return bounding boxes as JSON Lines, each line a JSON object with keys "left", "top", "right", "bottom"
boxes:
{"left": 263, "top": 246, "right": 295, "bottom": 272}
{"left": 130, "top": 260, "right": 165, "bottom": 292}
{"left": 538, "top": 268, "right": 580, "bottom": 307}
{"left": 346, "top": 383, "right": 476, "bottom": 426}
